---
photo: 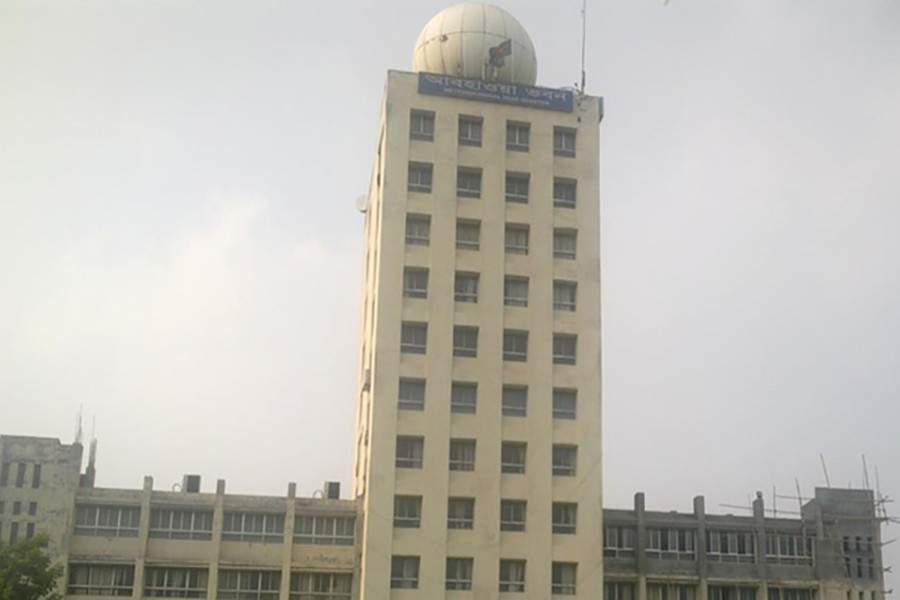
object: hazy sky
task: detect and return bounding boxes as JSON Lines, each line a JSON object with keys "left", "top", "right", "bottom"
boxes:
{"left": 2, "top": 0, "right": 898, "bottom": 588}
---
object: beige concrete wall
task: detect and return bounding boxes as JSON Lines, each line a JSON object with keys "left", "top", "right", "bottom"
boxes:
{"left": 354, "top": 70, "right": 604, "bottom": 600}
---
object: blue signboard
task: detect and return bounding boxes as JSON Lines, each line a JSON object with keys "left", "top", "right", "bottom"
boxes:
{"left": 417, "top": 73, "right": 574, "bottom": 113}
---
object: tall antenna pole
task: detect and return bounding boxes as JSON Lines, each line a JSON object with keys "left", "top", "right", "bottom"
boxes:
{"left": 580, "top": 0, "right": 587, "bottom": 92}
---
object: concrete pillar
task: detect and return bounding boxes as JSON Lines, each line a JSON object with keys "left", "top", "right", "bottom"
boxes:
{"left": 753, "top": 492, "right": 768, "bottom": 598}
{"left": 280, "top": 483, "right": 297, "bottom": 600}
{"left": 694, "top": 496, "right": 708, "bottom": 600}
{"left": 206, "top": 479, "right": 226, "bottom": 600}
{"left": 635, "top": 492, "right": 647, "bottom": 600}
{"left": 132, "top": 476, "right": 153, "bottom": 598}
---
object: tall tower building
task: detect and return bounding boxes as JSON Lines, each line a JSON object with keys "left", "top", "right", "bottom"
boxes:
{"left": 353, "top": 4, "right": 603, "bottom": 600}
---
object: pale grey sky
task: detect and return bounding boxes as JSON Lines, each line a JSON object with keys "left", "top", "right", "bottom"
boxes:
{"left": 1, "top": 0, "right": 898, "bottom": 587}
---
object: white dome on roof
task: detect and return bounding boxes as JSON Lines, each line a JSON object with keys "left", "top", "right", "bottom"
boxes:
{"left": 412, "top": 3, "right": 537, "bottom": 86}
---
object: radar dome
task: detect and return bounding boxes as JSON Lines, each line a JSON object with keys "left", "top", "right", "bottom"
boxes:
{"left": 412, "top": 3, "right": 537, "bottom": 86}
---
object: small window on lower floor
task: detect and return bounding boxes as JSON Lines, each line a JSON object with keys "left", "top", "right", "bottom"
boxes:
{"left": 499, "top": 559, "right": 526, "bottom": 593}
{"left": 501, "top": 442, "right": 526, "bottom": 474}
{"left": 456, "top": 219, "right": 481, "bottom": 250}
{"left": 405, "top": 215, "right": 431, "bottom": 246}
{"left": 448, "top": 497, "right": 474, "bottom": 529}
{"left": 553, "top": 444, "right": 577, "bottom": 476}
{"left": 552, "top": 562, "right": 577, "bottom": 595}
{"left": 454, "top": 326, "right": 479, "bottom": 357}
{"left": 500, "top": 500, "right": 526, "bottom": 532}
{"left": 145, "top": 567, "right": 209, "bottom": 598}
{"left": 290, "top": 573, "right": 351, "bottom": 600}
{"left": 553, "top": 280, "right": 577, "bottom": 311}
{"left": 457, "top": 168, "right": 482, "bottom": 198}
{"left": 446, "top": 557, "right": 474, "bottom": 590}
{"left": 398, "top": 379, "right": 425, "bottom": 411}
{"left": 552, "top": 502, "right": 577, "bottom": 534}
{"left": 396, "top": 436, "right": 424, "bottom": 469}
{"left": 393, "top": 495, "right": 422, "bottom": 528}
{"left": 504, "top": 277, "right": 529, "bottom": 307}
{"left": 449, "top": 439, "right": 476, "bottom": 471}
{"left": 554, "top": 228, "right": 577, "bottom": 259}
{"left": 553, "top": 388, "right": 577, "bottom": 420}
{"left": 502, "top": 386, "right": 527, "bottom": 417}
{"left": 401, "top": 322, "right": 427, "bottom": 354}
{"left": 451, "top": 382, "right": 477, "bottom": 414}
{"left": 503, "top": 330, "right": 528, "bottom": 362}
{"left": 391, "top": 556, "right": 420, "bottom": 589}
{"left": 553, "top": 333, "right": 577, "bottom": 365}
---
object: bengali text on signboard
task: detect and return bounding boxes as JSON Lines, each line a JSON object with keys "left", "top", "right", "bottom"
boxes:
{"left": 417, "top": 73, "right": 574, "bottom": 112}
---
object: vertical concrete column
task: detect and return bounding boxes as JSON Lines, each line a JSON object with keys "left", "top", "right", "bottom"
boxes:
{"left": 206, "top": 479, "right": 226, "bottom": 600}
{"left": 280, "top": 483, "right": 297, "bottom": 600}
{"left": 132, "top": 476, "right": 153, "bottom": 598}
{"left": 694, "top": 496, "right": 708, "bottom": 600}
{"left": 813, "top": 501, "right": 827, "bottom": 600}
{"left": 635, "top": 493, "right": 647, "bottom": 600}
{"left": 753, "top": 492, "right": 768, "bottom": 596}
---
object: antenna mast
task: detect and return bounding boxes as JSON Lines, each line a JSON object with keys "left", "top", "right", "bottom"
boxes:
{"left": 580, "top": 0, "right": 587, "bottom": 92}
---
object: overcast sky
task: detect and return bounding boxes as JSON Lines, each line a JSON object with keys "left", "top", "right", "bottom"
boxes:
{"left": 2, "top": 0, "right": 898, "bottom": 588}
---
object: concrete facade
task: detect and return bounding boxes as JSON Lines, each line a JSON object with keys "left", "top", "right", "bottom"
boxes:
{"left": 352, "top": 70, "right": 604, "bottom": 600}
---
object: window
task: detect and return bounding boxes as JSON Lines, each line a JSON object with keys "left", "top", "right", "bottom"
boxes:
{"left": 454, "top": 272, "right": 479, "bottom": 303}
{"left": 768, "top": 590, "right": 814, "bottom": 600}
{"left": 398, "top": 379, "right": 425, "bottom": 411}
{"left": 552, "top": 503, "right": 577, "bottom": 534}
{"left": 504, "top": 277, "right": 529, "bottom": 307}
{"left": 604, "top": 525, "right": 636, "bottom": 557}
{"left": 410, "top": 110, "right": 435, "bottom": 141}
{"left": 222, "top": 512, "right": 285, "bottom": 543}
{"left": 648, "top": 528, "right": 696, "bottom": 560}
{"left": 289, "top": 573, "right": 352, "bottom": 600}
{"left": 403, "top": 268, "right": 428, "bottom": 298}
{"left": 149, "top": 508, "right": 214, "bottom": 540}
{"left": 500, "top": 500, "right": 526, "bottom": 532}
{"left": 503, "top": 330, "right": 528, "bottom": 362}
{"left": 68, "top": 565, "right": 135, "bottom": 597}
{"left": 553, "top": 334, "right": 577, "bottom": 365}
{"left": 554, "top": 178, "right": 577, "bottom": 208}
{"left": 31, "top": 464, "right": 41, "bottom": 488}
{"left": 393, "top": 495, "right": 422, "bottom": 528}
{"left": 554, "top": 229, "right": 577, "bottom": 259}
{"left": 447, "top": 497, "right": 474, "bottom": 529}
{"left": 28, "top": 502, "right": 37, "bottom": 516}
{"left": 553, "top": 389, "right": 577, "bottom": 420}
{"left": 707, "top": 530, "right": 756, "bottom": 563}
{"left": 459, "top": 116, "right": 483, "bottom": 146}
{"left": 145, "top": 567, "right": 208, "bottom": 598}
{"left": 9, "top": 522, "right": 18, "bottom": 542}
{"left": 708, "top": 587, "right": 757, "bottom": 600}
{"left": 408, "top": 162, "right": 433, "bottom": 193}
{"left": 405, "top": 214, "right": 430, "bottom": 246}
{"left": 446, "top": 557, "right": 474, "bottom": 590}
{"left": 552, "top": 562, "right": 577, "bottom": 595}
{"left": 553, "top": 281, "right": 577, "bottom": 311}
{"left": 554, "top": 127, "right": 577, "bottom": 157}
{"left": 75, "top": 504, "right": 141, "bottom": 537}
{"left": 506, "top": 173, "right": 530, "bottom": 203}
{"left": 451, "top": 382, "right": 477, "bottom": 414}
{"left": 13, "top": 501, "right": 21, "bottom": 515}
{"left": 606, "top": 582, "right": 637, "bottom": 600}
{"left": 400, "top": 322, "right": 427, "bottom": 354}
{"left": 501, "top": 442, "right": 526, "bottom": 474}
{"left": 294, "top": 515, "right": 355, "bottom": 545}
{"left": 456, "top": 219, "right": 480, "bottom": 250}
{"left": 390, "top": 556, "right": 420, "bottom": 589}
{"left": 499, "top": 559, "right": 526, "bottom": 592}
{"left": 648, "top": 583, "right": 697, "bottom": 600}
{"left": 457, "top": 168, "right": 482, "bottom": 198}
{"left": 218, "top": 570, "right": 281, "bottom": 600}
{"left": 506, "top": 121, "right": 530, "bottom": 151}
{"left": 505, "top": 224, "right": 529, "bottom": 255}
{"left": 15, "top": 463, "right": 25, "bottom": 487}
{"left": 449, "top": 439, "right": 476, "bottom": 471}
{"left": 0, "top": 462, "right": 9, "bottom": 486}
{"left": 553, "top": 445, "right": 577, "bottom": 476}
{"left": 502, "top": 386, "right": 527, "bottom": 417}
{"left": 26, "top": 523, "right": 35, "bottom": 539}
{"left": 453, "top": 326, "right": 478, "bottom": 357}
{"left": 765, "top": 533, "right": 813, "bottom": 565}
{"left": 396, "top": 436, "right": 424, "bottom": 469}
